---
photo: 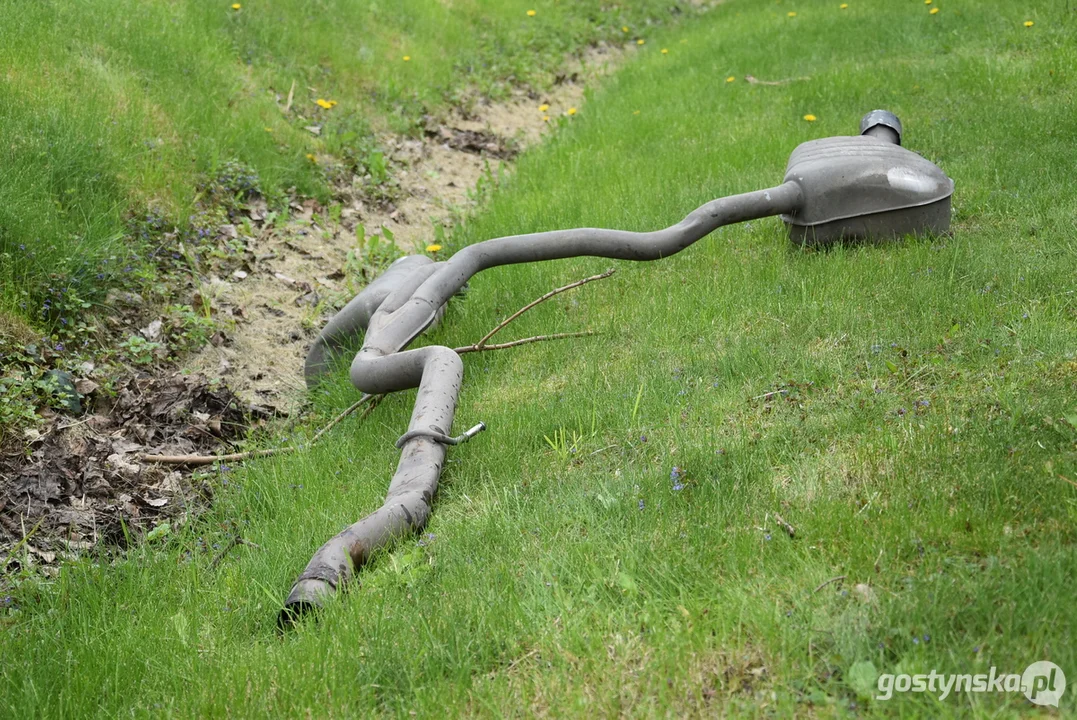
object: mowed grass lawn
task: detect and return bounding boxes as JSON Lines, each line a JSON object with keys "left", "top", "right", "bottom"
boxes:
{"left": 3, "top": 0, "right": 1076, "bottom": 716}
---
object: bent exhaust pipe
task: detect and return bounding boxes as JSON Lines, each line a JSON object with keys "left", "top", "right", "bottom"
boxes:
{"left": 280, "top": 110, "right": 953, "bottom": 625}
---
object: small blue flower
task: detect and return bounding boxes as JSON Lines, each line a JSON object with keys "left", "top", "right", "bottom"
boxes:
{"left": 764, "top": 533, "right": 772, "bottom": 541}
{"left": 912, "top": 637, "right": 920, "bottom": 645}
{"left": 638, "top": 499, "right": 645, "bottom": 511}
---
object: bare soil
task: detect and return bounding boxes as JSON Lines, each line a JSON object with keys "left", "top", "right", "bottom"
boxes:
{"left": 182, "top": 44, "right": 624, "bottom": 411}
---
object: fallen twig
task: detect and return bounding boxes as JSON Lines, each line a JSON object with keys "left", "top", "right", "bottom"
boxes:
{"left": 284, "top": 79, "right": 295, "bottom": 114}
{"left": 209, "top": 535, "right": 263, "bottom": 569}
{"left": 813, "top": 575, "right": 846, "bottom": 594}
{"left": 454, "top": 331, "right": 593, "bottom": 354}
{"left": 140, "top": 394, "right": 382, "bottom": 466}
{"left": 744, "top": 74, "right": 811, "bottom": 86}
{"left": 488, "top": 648, "right": 540, "bottom": 679}
{"left": 473, "top": 269, "right": 614, "bottom": 350}
{"left": 0, "top": 516, "right": 44, "bottom": 570}
{"left": 774, "top": 512, "right": 796, "bottom": 538}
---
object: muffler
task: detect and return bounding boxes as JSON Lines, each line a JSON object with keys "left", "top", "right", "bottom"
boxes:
{"left": 281, "top": 110, "right": 953, "bottom": 625}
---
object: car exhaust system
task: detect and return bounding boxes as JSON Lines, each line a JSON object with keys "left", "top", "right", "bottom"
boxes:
{"left": 280, "top": 110, "right": 953, "bottom": 625}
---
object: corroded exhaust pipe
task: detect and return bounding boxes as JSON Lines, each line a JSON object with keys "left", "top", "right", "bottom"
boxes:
{"left": 281, "top": 111, "right": 953, "bottom": 624}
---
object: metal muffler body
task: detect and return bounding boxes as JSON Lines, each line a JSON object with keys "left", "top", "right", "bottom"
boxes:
{"left": 782, "top": 109, "right": 954, "bottom": 246}
{"left": 781, "top": 134, "right": 953, "bottom": 246}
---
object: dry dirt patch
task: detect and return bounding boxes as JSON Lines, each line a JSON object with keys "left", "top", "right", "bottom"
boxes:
{"left": 182, "top": 45, "right": 625, "bottom": 411}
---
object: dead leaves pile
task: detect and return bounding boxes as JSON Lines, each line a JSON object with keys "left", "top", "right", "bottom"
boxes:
{"left": 0, "top": 373, "right": 254, "bottom": 573}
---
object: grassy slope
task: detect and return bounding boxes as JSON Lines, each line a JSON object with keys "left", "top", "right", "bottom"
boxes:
{"left": 3, "top": 0, "right": 1077, "bottom": 716}
{"left": 0, "top": 0, "right": 686, "bottom": 328}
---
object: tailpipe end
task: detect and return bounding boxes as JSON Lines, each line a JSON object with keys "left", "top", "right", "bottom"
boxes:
{"left": 278, "top": 578, "right": 334, "bottom": 629}
{"left": 859, "top": 109, "right": 903, "bottom": 145}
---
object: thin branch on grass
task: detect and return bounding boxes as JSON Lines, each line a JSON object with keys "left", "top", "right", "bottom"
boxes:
{"left": 774, "top": 513, "right": 796, "bottom": 538}
{"left": 454, "top": 331, "right": 593, "bottom": 354}
{"left": 209, "top": 535, "right": 263, "bottom": 569}
{"left": 813, "top": 575, "right": 847, "bottom": 594}
{"left": 140, "top": 394, "right": 382, "bottom": 466}
{"left": 0, "top": 516, "right": 44, "bottom": 570}
{"left": 752, "top": 389, "right": 787, "bottom": 401}
{"left": 472, "top": 268, "right": 614, "bottom": 350}
{"left": 142, "top": 269, "right": 612, "bottom": 466}
{"left": 284, "top": 79, "right": 295, "bottom": 114}
{"left": 487, "top": 648, "right": 540, "bottom": 679}
{"left": 744, "top": 74, "right": 811, "bottom": 86}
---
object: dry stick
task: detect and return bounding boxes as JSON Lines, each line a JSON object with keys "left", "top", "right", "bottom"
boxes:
{"left": 774, "top": 512, "right": 796, "bottom": 538}
{"left": 0, "top": 516, "right": 44, "bottom": 571}
{"left": 140, "top": 394, "right": 382, "bottom": 466}
{"left": 473, "top": 268, "right": 615, "bottom": 349}
{"left": 284, "top": 79, "right": 295, "bottom": 114}
{"left": 752, "top": 389, "right": 787, "bottom": 401}
{"left": 141, "top": 270, "right": 612, "bottom": 466}
{"left": 813, "top": 575, "right": 847, "bottom": 594}
{"left": 454, "top": 331, "right": 593, "bottom": 354}
{"left": 209, "top": 535, "right": 264, "bottom": 569}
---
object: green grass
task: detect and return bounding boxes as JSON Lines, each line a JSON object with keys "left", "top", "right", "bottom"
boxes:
{"left": 3, "top": 0, "right": 1077, "bottom": 716}
{"left": 0, "top": 0, "right": 692, "bottom": 331}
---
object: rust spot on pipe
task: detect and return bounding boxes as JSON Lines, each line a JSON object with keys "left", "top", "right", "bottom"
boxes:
{"left": 348, "top": 540, "right": 368, "bottom": 567}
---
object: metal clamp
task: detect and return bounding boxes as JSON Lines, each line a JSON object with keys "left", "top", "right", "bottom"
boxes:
{"left": 395, "top": 422, "right": 487, "bottom": 449}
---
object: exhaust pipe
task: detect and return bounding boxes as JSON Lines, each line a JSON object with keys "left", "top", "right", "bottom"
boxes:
{"left": 280, "top": 111, "right": 953, "bottom": 625}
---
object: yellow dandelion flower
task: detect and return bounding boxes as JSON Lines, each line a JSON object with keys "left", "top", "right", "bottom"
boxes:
{"left": 231, "top": 3, "right": 241, "bottom": 9}
{"left": 787, "top": 11, "right": 797, "bottom": 17}
{"left": 526, "top": 9, "right": 536, "bottom": 17}
{"left": 315, "top": 98, "right": 335, "bottom": 109}
{"left": 539, "top": 103, "right": 549, "bottom": 112}
{"left": 840, "top": 3, "right": 848, "bottom": 8}
{"left": 925, "top": 0, "right": 931, "bottom": 4}
{"left": 426, "top": 244, "right": 442, "bottom": 253}
{"left": 542, "top": 115, "right": 550, "bottom": 122}
{"left": 726, "top": 76, "right": 735, "bottom": 83}
{"left": 661, "top": 48, "right": 669, "bottom": 54}
{"left": 929, "top": 7, "right": 939, "bottom": 14}
{"left": 622, "top": 26, "right": 629, "bottom": 33}
{"left": 402, "top": 55, "right": 411, "bottom": 62}
{"left": 803, "top": 114, "right": 817, "bottom": 122}
{"left": 1024, "top": 20, "right": 1034, "bottom": 27}
{"left": 637, "top": 38, "right": 645, "bottom": 45}
{"left": 566, "top": 107, "right": 577, "bottom": 116}
{"left": 305, "top": 153, "right": 316, "bottom": 161}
